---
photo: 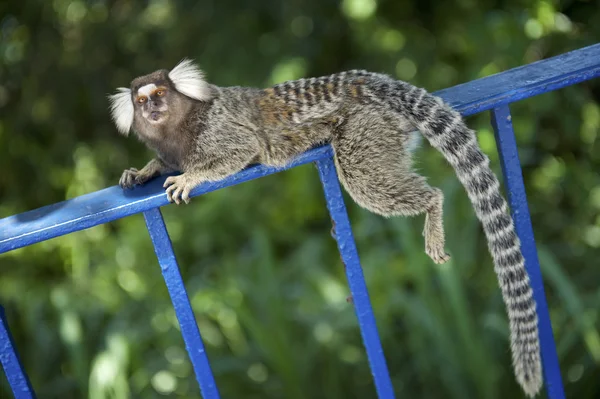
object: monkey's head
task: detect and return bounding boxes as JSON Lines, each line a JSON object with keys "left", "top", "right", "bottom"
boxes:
{"left": 108, "top": 59, "right": 212, "bottom": 136}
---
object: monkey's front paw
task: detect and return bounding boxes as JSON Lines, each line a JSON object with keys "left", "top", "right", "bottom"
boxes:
{"left": 119, "top": 168, "right": 139, "bottom": 189}
{"left": 163, "top": 175, "right": 197, "bottom": 205}
{"left": 119, "top": 168, "right": 155, "bottom": 189}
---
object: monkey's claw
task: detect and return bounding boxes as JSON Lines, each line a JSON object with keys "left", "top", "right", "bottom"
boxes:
{"left": 119, "top": 168, "right": 139, "bottom": 189}
{"left": 119, "top": 167, "right": 154, "bottom": 189}
{"left": 426, "top": 245, "right": 451, "bottom": 264}
{"left": 163, "top": 175, "right": 195, "bottom": 205}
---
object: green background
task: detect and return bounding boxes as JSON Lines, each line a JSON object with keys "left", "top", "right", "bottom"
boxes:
{"left": 1, "top": 0, "right": 599, "bottom": 398}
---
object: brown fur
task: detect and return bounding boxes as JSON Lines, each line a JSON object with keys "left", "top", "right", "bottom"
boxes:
{"left": 111, "top": 64, "right": 543, "bottom": 397}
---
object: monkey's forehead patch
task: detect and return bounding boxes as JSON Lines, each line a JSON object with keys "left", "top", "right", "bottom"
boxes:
{"left": 133, "top": 79, "right": 169, "bottom": 95}
{"left": 136, "top": 84, "right": 158, "bottom": 97}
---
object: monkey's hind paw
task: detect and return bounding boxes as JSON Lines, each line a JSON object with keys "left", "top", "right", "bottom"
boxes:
{"left": 426, "top": 246, "right": 451, "bottom": 264}
{"left": 163, "top": 175, "right": 198, "bottom": 205}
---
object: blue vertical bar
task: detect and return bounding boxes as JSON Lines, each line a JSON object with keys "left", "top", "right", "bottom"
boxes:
{"left": 490, "top": 105, "right": 565, "bottom": 399}
{"left": 0, "top": 306, "right": 36, "bottom": 399}
{"left": 315, "top": 157, "right": 396, "bottom": 399}
{"left": 143, "top": 208, "right": 220, "bottom": 399}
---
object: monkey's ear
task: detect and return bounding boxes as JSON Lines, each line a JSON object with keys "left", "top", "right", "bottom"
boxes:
{"left": 168, "top": 59, "right": 212, "bottom": 101}
{"left": 108, "top": 88, "right": 134, "bottom": 136}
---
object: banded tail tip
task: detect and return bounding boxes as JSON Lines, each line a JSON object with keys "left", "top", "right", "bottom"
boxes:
{"left": 516, "top": 357, "right": 543, "bottom": 397}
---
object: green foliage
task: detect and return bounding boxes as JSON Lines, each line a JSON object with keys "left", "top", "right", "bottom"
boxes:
{"left": 1, "top": 0, "right": 599, "bottom": 398}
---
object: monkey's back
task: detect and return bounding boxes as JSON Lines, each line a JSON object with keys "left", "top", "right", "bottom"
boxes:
{"left": 243, "top": 70, "right": 410, "bottom": 166}
{"left": 257, "top": 70, "right": 394, "bottom": 125}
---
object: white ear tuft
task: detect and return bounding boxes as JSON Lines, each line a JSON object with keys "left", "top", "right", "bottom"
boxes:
{"left": 108, "top": 88, "right": 134, "bottom": 135}
{"left": 168, "top": 59, "right": 212, "bottom": 101}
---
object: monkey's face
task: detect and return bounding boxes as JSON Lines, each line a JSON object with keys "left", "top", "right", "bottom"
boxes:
{"left": 133, "top": 81, "right": 171, "bottom": 125}
{"left": 109, "top": 59, "right": 212, "bottom": 136}
{"left": 129, "top": 70, "right": 195, "bottom": 132}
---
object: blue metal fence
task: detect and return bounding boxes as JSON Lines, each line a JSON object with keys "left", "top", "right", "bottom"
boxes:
{"left": 1, "top": 43, "right": 599, "bottom": 399}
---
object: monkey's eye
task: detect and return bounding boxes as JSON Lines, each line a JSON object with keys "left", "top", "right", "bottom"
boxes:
{"left": 137, "top": 96, "right": 147, "bottom": 104}
{"left": 156, "top": 90, "right": 165, "bottom": 97}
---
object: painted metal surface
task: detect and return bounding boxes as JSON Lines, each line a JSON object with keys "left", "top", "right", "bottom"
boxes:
{"left": 143, "top": 208, "right": 221, "bottom": 399}
{"left": 1, "top": 43, "right": 599, "bottom": 398}
{"left": 0, "top": 307, "right": 35, "bottom": 399}
{"left": 2, "top": 44, "right": 600, "bottom": 254}
{"left": 491, "top": 106, "right": 565, "bottom": 399}
{"left": 437, "top": 43, "right": 600, "bottom": 116}
{"left": 316, "top": 157, "right": 396, "bottom": 398}
{"left": 0, "top": 146, "right": 333, "bottom": 254}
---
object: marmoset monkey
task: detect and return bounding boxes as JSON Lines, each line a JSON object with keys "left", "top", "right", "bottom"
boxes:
{"left": 109, "top": 59, "right": 542, "bottom": 397}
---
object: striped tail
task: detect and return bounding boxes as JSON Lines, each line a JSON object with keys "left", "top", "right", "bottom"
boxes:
{"left": 391, "top": 81, "right": 543, "bottom": 397}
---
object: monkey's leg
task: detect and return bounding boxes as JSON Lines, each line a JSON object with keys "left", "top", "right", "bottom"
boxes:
{"left": 339, "top": 167, "right": 451, "bottom": 264}
{"left": 332, "top": 108, "right": 450, "bottom": 263}
{"left": 119, "top": 158, "right": 175, "bottom": 189}
{"left": 422, "top": 186, "right": 450, "bottom": 264}
{"left": 356, "top": 172, "right": 449, "bottom": 264}
{"left": 163, "top": 154, "right": 256, "bottom": 204}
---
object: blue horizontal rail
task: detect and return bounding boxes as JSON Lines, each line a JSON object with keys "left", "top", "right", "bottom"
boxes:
{"left": 2, "top": 44, "right": 600, "bottom": 254}
{"left": 1, "top": 43, "right": 599, "bottom": 399}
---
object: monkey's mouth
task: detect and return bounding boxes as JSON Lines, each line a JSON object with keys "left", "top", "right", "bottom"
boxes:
{"left": 150, "top": 111, "right": 164, "bottom": 122}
